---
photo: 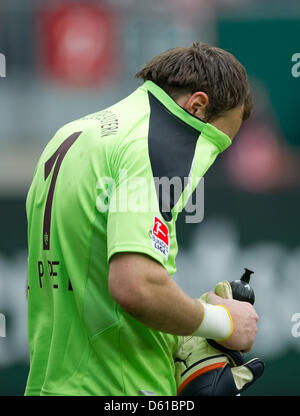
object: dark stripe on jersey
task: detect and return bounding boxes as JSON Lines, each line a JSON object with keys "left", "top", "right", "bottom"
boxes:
{"left": 147, "top": 91, "right": 200, "bottom": 222}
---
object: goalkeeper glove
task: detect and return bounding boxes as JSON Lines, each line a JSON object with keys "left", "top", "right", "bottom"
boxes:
{"left": 174, "top": 281, "right": 264, "bottom": 396}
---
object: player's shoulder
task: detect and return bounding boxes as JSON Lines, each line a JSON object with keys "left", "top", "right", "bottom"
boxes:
{"left": 50, "top": 87, "right": 150, "bottom": 158}
{"left": 49, "top": 109, "right": 118, "bottom": 150}
{"left": 67, "top": 86, "right": 149, "bottom": 137}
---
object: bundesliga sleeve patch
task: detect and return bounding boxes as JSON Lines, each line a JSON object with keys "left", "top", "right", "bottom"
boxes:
{"left": 151, "top": 216, "right": 169, "bottom": 260}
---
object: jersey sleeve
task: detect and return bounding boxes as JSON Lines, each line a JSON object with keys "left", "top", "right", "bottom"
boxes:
{"left": 106, "top": 138, "right": 178, "bottom": 275}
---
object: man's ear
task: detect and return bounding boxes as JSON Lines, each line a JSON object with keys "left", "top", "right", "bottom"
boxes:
{"left": 182, "top": 92, "right": 209, "bottom": 120}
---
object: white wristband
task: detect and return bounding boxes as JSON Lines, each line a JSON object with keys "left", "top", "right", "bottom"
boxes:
{"left": 193, "top": 301, "right": 233, "bottom": 341}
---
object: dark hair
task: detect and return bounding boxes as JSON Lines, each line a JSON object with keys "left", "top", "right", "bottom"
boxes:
{"left": 135, "top": 42, "right": 252, "bottom": 121}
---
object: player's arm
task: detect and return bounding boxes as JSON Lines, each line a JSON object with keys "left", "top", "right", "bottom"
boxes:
{"left": 109, "top": 252, "right": 203, "bottom": 335}
{"left": 109, "top": 252, "right": 258, "bottom": 351}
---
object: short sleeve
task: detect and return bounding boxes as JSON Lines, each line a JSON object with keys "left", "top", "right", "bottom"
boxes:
{"left": 106, "top": 139, "right": 178, "bottom": 275}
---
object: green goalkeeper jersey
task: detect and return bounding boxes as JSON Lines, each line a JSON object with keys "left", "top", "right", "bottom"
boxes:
{"left": 25, "top": 81, "right": 231, "bottom": 396}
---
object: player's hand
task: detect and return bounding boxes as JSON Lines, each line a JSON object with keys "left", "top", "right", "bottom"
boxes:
{"left": 208, "top": 292, "right": 258, "bottom": 352}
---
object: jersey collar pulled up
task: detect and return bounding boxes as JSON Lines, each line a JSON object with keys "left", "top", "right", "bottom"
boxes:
{"left": 140, "top": 80, "right": 232, "bottom": 153}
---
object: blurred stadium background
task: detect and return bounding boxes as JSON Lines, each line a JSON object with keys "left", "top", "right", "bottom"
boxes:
{"left": 1, "top": 0, "right": 300, "bottom": 396}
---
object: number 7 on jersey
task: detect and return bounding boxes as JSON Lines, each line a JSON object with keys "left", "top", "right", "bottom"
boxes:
{"left": 43, "top": 132, "right": 82, "bottom": 250}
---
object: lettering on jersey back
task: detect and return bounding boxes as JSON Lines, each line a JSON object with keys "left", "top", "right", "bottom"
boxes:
{"left": 82, "top": 109, "right": 119, "bottom": 137}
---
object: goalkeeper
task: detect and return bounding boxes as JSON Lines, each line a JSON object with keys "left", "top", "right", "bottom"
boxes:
{"left": 25, "top": 43, "right": 259, "bottom": 396}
